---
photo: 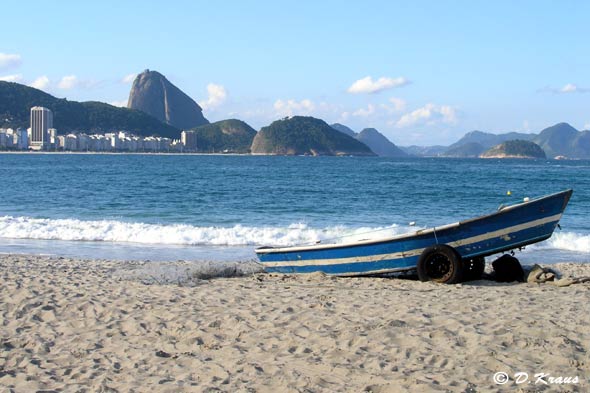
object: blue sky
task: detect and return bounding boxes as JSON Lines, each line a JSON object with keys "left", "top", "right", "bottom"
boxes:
{"left": 1, "top": 0, "right": 589, "bottom": 144}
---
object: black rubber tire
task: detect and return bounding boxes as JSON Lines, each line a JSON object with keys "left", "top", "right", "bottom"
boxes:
{"left": 463, "top": 257, "right": 485, "bottom": 281}
{"left": 417, "top": 244, "right": 464, "bottom": 284}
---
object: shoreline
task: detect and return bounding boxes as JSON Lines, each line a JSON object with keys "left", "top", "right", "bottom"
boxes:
{"left": 0, "top": 151, "right": 584, "bottom": 160}
{"left": 0, "top": 150, "right": 251, "bottom": 156}
{"left": 0, "top": 254, "right": 588, "bottom": 391}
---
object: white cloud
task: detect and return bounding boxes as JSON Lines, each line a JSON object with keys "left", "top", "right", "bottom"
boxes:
{"left": 199, "top": 83, "right": 228, "bottom": 111}
{"left": 396, "top": 103, "right": 457, "bottom": 128}
{"left": 584, "top": 122, "right": 590, "bottom": 130}
{"left": 0, "top": 53, "right": 22, "bottom": 70}
{"left": 273, "top": 98, "right": 315, "bottom": 117}
{"left": 388, "top": 97, "right": 407, "bottom": 112}
{"left": 347, "top": 76, "right": 410, "bottom": 94}
{"left": 121, "top": 73, "right": 137, "bottom": 84}
{"left": 561, "top": 83, "right": 578, "bottom": 93}
{"left": 110, "top": 100, "right": 128, "bottom": 107}
{"left": 0, "top": 74, "right": 23, "bottom": 82}
{"left": 378, "top": 97, "right": 407, "bottom": 114}
{"left": 58, "top": 75, "right": 78, "bottom": 89}
{"left": 560, "top": 83, "right": 590, "bottom": 93}
{"left": 57, "top": 75, "right": 99, "bottom": 90}
{"left": 349, "top": 98, "right": 405, "bottom": 119}
{"left": 352, "top": 104, "right": 376, "bottom": 117}
{"left": 29, "top": 76, "right": 50, "bottom": 90}
{"left": 229, "top": 98, "right": 339, "bottom": 124}
{"left": 541, "top": 83, "right": 590, "bottom": 94}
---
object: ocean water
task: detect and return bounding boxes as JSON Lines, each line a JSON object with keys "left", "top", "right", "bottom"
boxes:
{"left": 0, "top": 153, "right": 589, "bottom": 265}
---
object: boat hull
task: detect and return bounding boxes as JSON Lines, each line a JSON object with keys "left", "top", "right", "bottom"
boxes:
{"left": 255, "top": 190, "right": 573, "bottom": 276}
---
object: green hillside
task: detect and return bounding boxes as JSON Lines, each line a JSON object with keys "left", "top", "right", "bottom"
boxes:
{"left": 443, "top": 142, "right": 486, "bottom": 157}
{"left": 445, "top": 122, "right": 590, "bottom": 159}
{"left": 480, "top": 140, "right": 546, "bottom": 158}
{"left": 533, "top": 123, "right": 579, "bottom": 158}
{"left": 190, "top": 119, "right": 257, "bottom": 153}
{"left": 0, "top": 81, "right": 180, "bottom": 138}
{"left": 251, "top": 116, "right": 375, "bottom": 156}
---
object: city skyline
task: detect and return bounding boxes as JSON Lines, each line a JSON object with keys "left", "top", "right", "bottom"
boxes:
{"left": 0, "top": 106, "right": 202, "bottom": 153}
{"left": 1, "top": 1, "right": 589, "bottom": 145}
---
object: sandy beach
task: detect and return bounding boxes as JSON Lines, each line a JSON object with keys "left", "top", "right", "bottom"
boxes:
{"left": 0, "top": 255, "right": 588, "bottom": 392}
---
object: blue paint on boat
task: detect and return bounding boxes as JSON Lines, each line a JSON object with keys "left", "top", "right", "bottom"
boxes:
{"left": 255, "top": 190, "right": 573, "bottom": 276}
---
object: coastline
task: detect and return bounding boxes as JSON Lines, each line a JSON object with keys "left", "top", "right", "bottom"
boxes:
{"left": 479, "top": 154, "right": 544, "bottom": 159}
{"left": 0, "top": 151, "right": 582, "bottom": 160}
{"left": 1, "top": 255, "right": 588, "bottom": 392}
{"left": 0, "top": 150, "right": 251, "bottom": 156}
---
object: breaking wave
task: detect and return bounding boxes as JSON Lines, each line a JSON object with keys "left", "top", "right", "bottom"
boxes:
{"left": 531, "top": 231, "right": 590, "bottom": 253}
{"left": 1, "top": 216, "right": 588, "bottom": 254}
{"left": 0, "top": 216, "right": 409, "bottom": 247}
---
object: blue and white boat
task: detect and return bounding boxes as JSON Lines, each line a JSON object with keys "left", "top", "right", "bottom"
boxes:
{"left": 255, "top": 189, "right": 573, "bottom": 283}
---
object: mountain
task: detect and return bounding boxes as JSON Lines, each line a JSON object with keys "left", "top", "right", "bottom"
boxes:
{"left": 443, "top": 142, "right": 486, "bottom": 157}
{"left": 329, "top": 123, "right": 406, "bottom": 157}
{"left": 480, "top": 140, "right": 546, "bottom": 159}
{"left": 386, "top": 122, "right": 590, "bottom": 159}
{"left": 190, "top": 119, "right": 256, "bottom": 153}
{"left": 444, "top": 124, "right": 590, "bottom": 158}
{"left": 445, "top": 130, "right": 535, "bottom": 156}
{"left": 127, "top": 69, "right": 208, "bottom": 129}
{"left": 252, "top": 116, "right": 375, "bottom": 156}
{"left": 451, "top": 130, "right": 536, "bottom": 148}
{"left": 330, "top": 123, "right": 357, "bottom": 137}
{"left": 399, "top": 145, "right": 447, "bottom": 157}
{"left": 533, "top": 123, "right": 580, "bottom": 158}
{"left": 0, "top": 81, "right": 180, "bottom": 138}
{"left": 570, "top": 131, "right": 590, "bottom": 158}
{"left": 356, "top": 128, "right": 407, "bottom": 157}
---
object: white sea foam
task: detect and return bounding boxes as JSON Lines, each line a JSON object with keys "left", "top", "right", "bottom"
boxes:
{"left": 2, "top": 215, "right": 588, "bottom": 254}
{"left": 530, "top": 231, "right": 590, "bottom": 253}
{"left": 0, "top": 216, "right": 409, "bottom": 247}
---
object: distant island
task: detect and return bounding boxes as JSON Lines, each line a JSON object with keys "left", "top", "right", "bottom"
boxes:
{"left": 1, "top": 69, "right": 589, "bottom": 158}
{"left": 423, "top": 122, "right": 589, "bottom": 159}
{"left": 480, "top": 140, "right": 546, "bottom": 159}
{"left": 251, "top": 116, "right": 375, "bottom": 156}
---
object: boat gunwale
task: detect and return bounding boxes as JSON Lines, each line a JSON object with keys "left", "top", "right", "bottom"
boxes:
{"left": 255, "top": 189, "right": 572, "bottom": 255}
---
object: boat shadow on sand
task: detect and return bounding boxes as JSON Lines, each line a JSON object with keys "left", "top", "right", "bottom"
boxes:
{"left": 115, "top": 255, "right": 590, "bottom": 288}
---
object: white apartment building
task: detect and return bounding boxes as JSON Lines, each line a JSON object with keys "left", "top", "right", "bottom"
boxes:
{"left": 0, "top": 128, "right": 26, "bottom": 150}
{"left": 0, "top": 129, "right": 11, "bottom": 148}
{"left": 49, "top": 128, "right": 58, "bottom": 147}
{"left": 48, "top": 130, "right": 179, "bottom": 152}
{"left": 64, "top": 134, "right": 78, "bottom": 150}
{"left": 181, "top": 130, "right": 197, "bottom": 150}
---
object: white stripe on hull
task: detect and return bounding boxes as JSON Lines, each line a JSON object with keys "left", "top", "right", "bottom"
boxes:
{"left": 335, "top": 266, "right": 415, "bottom": 276}
{"left": 261, "top": 213, "right": 562, "bottom": 268}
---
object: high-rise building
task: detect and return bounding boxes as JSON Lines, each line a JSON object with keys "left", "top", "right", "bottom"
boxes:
{"left": 49, "top": 128, "right": 58, "bottom": 148}
{"left": 16, "top": 128, "right": 28, "bottom": 150}
{"left": 30, "top": 106, "right": 53, "bottom": 150}
{"left": 181, "top": 130, "right": 197, "bottom": 151}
